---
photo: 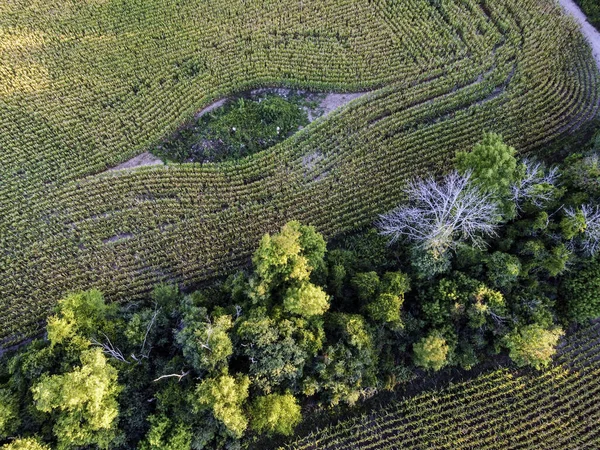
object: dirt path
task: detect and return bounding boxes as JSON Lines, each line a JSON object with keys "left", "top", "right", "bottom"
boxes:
{"left": 559, "top": 0, "right": 600, "bottom": 70}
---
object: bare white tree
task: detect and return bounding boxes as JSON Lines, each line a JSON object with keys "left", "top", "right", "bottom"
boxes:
{"left": 378, "top": 171, "right": 499, "bottom": 256}
{"left": 565, "top": 204, "right": 600, "bottom": 256}
{"left": 511, "top": 159, "right": 559, "bottom": 209}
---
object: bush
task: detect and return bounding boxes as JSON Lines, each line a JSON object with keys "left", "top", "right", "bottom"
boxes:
{"left": 503, "top": 325, "right": 563, "bottom": 370}
{"left": 413, "top": 333, "right": 450, "bottom": 371}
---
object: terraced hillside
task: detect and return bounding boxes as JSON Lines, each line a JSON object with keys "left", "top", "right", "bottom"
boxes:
{"left": 285, "top": 320, "right": 600, "bottom": 449}
{"left": 1, "top": 0, "right": 599, "bottom": 346}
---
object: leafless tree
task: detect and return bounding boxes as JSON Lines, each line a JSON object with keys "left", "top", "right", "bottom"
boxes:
{"left": 378, "top": 171, "right": 499, "bottom": 256}
{"left": 565, "top": 204, "right": 600, "bottom": 256}
{"left": 511, "top": 159, "right": 559, "bottom": 209}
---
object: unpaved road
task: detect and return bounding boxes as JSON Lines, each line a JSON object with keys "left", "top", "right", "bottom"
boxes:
{"left": 559, "top": 0, "right": 600, "bottom": 70}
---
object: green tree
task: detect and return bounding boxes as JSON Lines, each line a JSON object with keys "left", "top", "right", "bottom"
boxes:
{"left": 46, "top": 290, "right": 118, "bottom": 350}
{"left": 250, "top": 221, "right": 325, "bottom": 301}
{"left": 139, "top": 415, "right": 192, "bottom": 450}
{"left": 366, "top": 293, "right": 403, "bottom": 326}
{"left": 0, "top": 437, "right": 50, "bottom": 450}
{"left": 486, "top": 252, "right": 521, "bottom": 290}
{"left": 177, "top": 303, "right": 234, "bottom": 373}
{"left": 350, "top": 272, "right": 380, "bottom": 302}
{"left": 413, "top": 333, "right": 449, "bottom": 371}
{"left": 283, "top": 283, "right": 329, "bottom": 318}
{"left": 195, "top": 374, "right": 250, "bottom": 438}
{"left": 503, "top": 324, "right": 563, "bottom": 370}
{"left": 0, "top": 389, "right": 20, "bottom": 439}
{"left": 236, "top": 313, "right": 322, "bottom": 393}
{"left": 455, "top": 133, "right": 518, "bottom": 217}
{"left": 250, "top": 392, "right": 302, "bottom": 436}
{"left": 31, "top": 348, "right": 122, "bottom": 449}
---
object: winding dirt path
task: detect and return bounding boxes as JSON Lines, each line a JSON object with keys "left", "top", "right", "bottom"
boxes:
{"left": 559, "top": 0, "right": 600, "bottom": 70}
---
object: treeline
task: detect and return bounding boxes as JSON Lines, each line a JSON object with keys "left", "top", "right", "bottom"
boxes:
{"left": 2, "top": 133, "right": 600, "bottom": 449}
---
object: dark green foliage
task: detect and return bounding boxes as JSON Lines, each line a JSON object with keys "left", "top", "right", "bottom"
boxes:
{"left": 152, "top": 94, "right": 310, "bottom": 163}
{"left": 574, "top": 0, "right": 600, "bottom": 30}
{"left": 560, "top": 259, "right": 600, "bottom": 322}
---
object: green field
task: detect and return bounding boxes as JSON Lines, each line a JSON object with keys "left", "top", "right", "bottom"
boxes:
{"left": 1, "top": 0, "right": 599, "bottom": 346}
{"left": 285, "top": 320, "right": 600, "bottom": 449}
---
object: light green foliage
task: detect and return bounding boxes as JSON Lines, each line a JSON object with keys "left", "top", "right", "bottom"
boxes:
{"left": 503, "top": 324, "right": 564, "bottom": 370}
{"left": 0, "top": 438, "right": 50, "bottom": 450}
{"left": 486, "top": 252, "right": 521, "bottom": 290}
{"left": 0, "top": 389, "right": 20, "bottom": 439}
{"left": 31, "top": 348, "right": 122, "bottom": 449}
{"left": 251, "top": 221, "right": 325, "bottom": 301}
{"left": 381, "top": 272, "right": 411, "bottom": 297}
{"left": 139, "top": 415, "right": 192, "bottom": 450}
{"left": 560, "top": 208, "right": 587, "bottom": 240}
{"left": 195, "top": 374, "right": 250, "bottom": 439}
{"left": 250, "top": 393, "right": 302, "bottom": 436}
{"left": 560, "top": 259, "right": 600, "bottom": 322}
{"left": 413, "top": 333, "right": 450, "bottom": 371}
{"left": 366, "top": 293, "right": 403, "bottom": 325}
{"left": 283, "top": 283, "right": 330, "bottom": 318}
{"left": 46, "top": 290, "right": 116, "bottom": 348}
{"left": 455, "top": 133, "right": 518, "bottom": 217}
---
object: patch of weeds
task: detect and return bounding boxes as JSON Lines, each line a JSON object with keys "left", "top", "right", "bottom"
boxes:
{"left": 153, "top": 92, "right": 312, "bottom": 163}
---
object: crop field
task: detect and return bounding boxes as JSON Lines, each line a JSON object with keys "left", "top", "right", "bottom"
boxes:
{"left": 284, "top": 320, "right": 600, "bottom": 449}
{"left": 1, "top": 0, "right": 599, "bottom": 346}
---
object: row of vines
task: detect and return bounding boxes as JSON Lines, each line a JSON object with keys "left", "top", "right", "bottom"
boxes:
{"left": 1, "top": 0, "right": 599, "bottom": 345}
{"left": 285, "top": 320, "right": 600, "bottom": 449}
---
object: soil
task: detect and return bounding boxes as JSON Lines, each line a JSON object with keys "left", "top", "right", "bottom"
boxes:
{"left": 108, "top": 151, "right": 163, "bottom": 172}
{"left": 559, "top": 0, "right": 600, "bottom": 70}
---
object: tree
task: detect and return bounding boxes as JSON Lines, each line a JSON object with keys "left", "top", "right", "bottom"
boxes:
{"left": 0, "top": 438, "right": 50, "bottom": 450}
{"left": 378, "top": 171, "right": 499, "bottom": 257}
{"left": 250, "top": 221, "right": 325, "bottom": 302}
{"left": 503, "top": 324, "right": 563, "bottom": 370}
{"left": 283, "top": 283, "right": 329, "bottom": 318}
{"left": 564, "top": 204, "right": 600, "bottom": 256}
{"left": 316, "top": 314, "right": 378, "bottom": 406}
{"left": 195, "top": 374, "right": 250, "bottom": 438}
{"left": 176, "top": 304, "right": 233, "bottom": 373}
{"left": 413, "top": 333, "right": 449, "bottom": 371}
{"left": 366, "top": 293, "right": 403, "bottom": 326}
{"left": 236, "top": 313, "right": 322, "bottom": 393}
{"left": 486, "top": 252, "right": 521, "bottom": 290}
{"left": 510, "top": 158, "right": 559, "bottom": 210}
{"left": 250, "top": 393, "right": 302, "bottom": 436}
{"left": 139, "top": 415, "right": 192, "bottom": 450}
{"left": 0, "top": 389, "right": 20, "bottom": 439}
{"left": 455, "top": 132, "right": 519, "bottom": 216}
{"left": 31, "top": 348, "right": 122, "bottom": 450}
{"left": 46, "top": 290, "right": 117, "bottom": 349}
